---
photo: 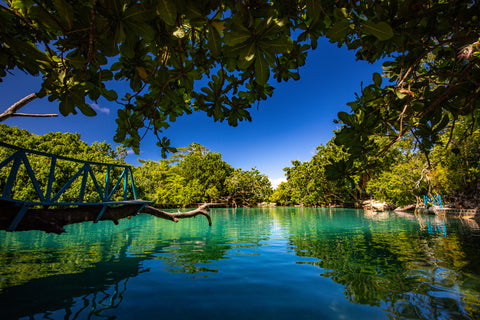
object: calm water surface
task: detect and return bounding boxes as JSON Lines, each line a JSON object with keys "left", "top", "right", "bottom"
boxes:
{"left": 0, "top": 207, "right": 480, "bottom": 319}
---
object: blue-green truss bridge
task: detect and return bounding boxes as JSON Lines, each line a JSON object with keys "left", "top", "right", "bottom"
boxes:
{"left": 0, "top": 142, "right": 151, "bottom": 232}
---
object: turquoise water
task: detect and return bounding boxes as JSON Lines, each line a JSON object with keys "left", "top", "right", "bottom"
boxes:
{"left": 1, "top": 207, "right": 480, "bottom": 319}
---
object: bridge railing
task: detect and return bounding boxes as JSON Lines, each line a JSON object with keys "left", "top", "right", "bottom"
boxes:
{"left": 423, "top": 194, "right": 443, "bottom": 208}
{"left": 0, "top": 142, "right": 138, "bottom": 206}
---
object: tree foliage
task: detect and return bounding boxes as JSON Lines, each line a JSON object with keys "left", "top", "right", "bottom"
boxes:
{"left": 330, "top": 0, "right": 480, "bottom": 177}
{"left": 225, "top": 167, "right": 272, "bottom": 207}
{"left": 0, "top": 124, "right": 127, "bottom": 203}
{"left": 2, "top": 1, "right": 480, "bottom": 207}
{"left": 0, "top": 126, "right": 274, "bottom": 207}
{"left": 135, "top": 143, "right": 235, "bottom": 205}
{"left": 1, "top": 0, "right": 309, "bottom": 155}
{"left": 5, "top": 0, "right": 477, "bottom": 161}
{"left": 281, "top": 115, "right": 480, "bottom": 208}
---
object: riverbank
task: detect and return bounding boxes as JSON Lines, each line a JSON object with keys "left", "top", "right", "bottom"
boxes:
{"left": 360, "top": 199, "right": 480, "bottom": 221}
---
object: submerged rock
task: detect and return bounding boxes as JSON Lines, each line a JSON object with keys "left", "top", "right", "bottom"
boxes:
{"left": 394, "top": 204, "right": 416, "bottom": 212}
{"left": 362, "top": 200, "right": 395, "bottom": 211}
{"left": 258, "top": 202, "right": 277, "bottom": 207}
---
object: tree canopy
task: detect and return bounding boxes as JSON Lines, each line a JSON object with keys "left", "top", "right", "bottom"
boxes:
{"left": 328, "top": 0, "right": 480, "bottom": 176}
{"left": 1, "top": 0, "right": 479, "bottom": 174}
{"left": 1, "top": 0, "right": 309, "bottom": 155}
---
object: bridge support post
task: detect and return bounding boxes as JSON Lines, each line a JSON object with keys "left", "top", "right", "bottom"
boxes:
{"left": 8, "top": 204, "right": 30, "bottom": 231}
{"left": 95, "top": 205, "right": 108, "bottom": 223}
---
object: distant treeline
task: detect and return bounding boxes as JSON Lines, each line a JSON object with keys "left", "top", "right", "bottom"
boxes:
{"left": 273, "top": 116, "right": 480, "bottom": 209}
{"left": 0, "top": 124, "right": 272, "bottom": 207}
{"left": 2, "top": 118, "right": 479, "bottom": 209}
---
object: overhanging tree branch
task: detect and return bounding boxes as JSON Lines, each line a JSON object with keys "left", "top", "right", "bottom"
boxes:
{"left": 0, "top": 93, "right": 58, "bottom": 122}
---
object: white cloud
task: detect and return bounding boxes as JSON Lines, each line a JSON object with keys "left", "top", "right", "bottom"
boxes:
{"left": 269, "top": 177, "right": 287, "bottom": 189}
{"left": 90, "top": 103, "right": 110, "bottom": 115}
{"left": 126, "top": 149, "right": 135, "bottom": 155}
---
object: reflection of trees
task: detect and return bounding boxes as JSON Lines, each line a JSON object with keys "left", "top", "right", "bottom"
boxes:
{"left": 0, "top": 230, "right": 145, "bottom": 319}
{"left": 0, "top": 209, "right": 272, "bottom": 319}
{"left": 152, "top": 208, "right": 272, "bottom": 274}
{"left": 280, "top": 208, "right": 480, "bottom": 319}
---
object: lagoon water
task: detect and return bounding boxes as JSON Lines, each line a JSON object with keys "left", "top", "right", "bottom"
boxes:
{"left": 0, "top": 207, "right": 480, "bottom": 319}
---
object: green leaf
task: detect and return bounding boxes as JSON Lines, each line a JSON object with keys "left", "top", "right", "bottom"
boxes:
{"left": 373, "top": 72, "right": 382, "bottom": 87}
{"left": 254, "top": 54, "right": 269, "bottom": 85}
{"left": 187, "top": 4, "right": 204, "bottom": 19}
{"left": 261, "top": 37, "right": 293, "bottom": 54}
{"left": 239, "top": 41, "right": 256, "bottom": 61}
{"left": 333, "top": 8, "right": 349, "bottom": 20}
{"left": 135, "top": 66, "right": 148, "bottom": 80}
{"left": 208, "top": 24, "right": 221, "bottom": 58}
{"left": 30, "top": 7, "right": 60, "bottom": 29}
{"left": 362, "top": 21, "right": 394, "bottom": 41}
{"left": 337, "top": 111, "right": 351, "bottom": 125}
{"left": 101, "top": 88, "right": 118, "bottom": 101}
{"left": 53, "top": 0, "right": 74, "bottom": 30}
{"left": 307, "top": 0, "right": 322, "bottom": 22}
{"left": 395, "top": 89, "right": 407, "bottom": 99}
{"left": 326, "top": 20, "right": 350, "bottom": 42}
{"left": 157, "top": 0, "right": 177, "bottom": 26}
{"left": 224, "top": 24, "right": 251, "bottom": 46}
{"left": 59, "top": 99, "right": 74, "bottom": 116}
{"left": 78, "top": 103, "right": 97, "bottom": 116}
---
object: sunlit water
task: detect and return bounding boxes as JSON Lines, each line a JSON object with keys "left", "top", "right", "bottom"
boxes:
{"left": 1, "top": 207, "right": 480, "bottom": 319}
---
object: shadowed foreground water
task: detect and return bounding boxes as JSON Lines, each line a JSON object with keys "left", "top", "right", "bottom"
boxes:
{"left": 0, "top": 207, "right": 479, "bottom": 319}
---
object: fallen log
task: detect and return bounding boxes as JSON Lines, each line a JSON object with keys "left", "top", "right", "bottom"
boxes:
{"left": 0, "top": 200, "right": 216, "bottom": 234}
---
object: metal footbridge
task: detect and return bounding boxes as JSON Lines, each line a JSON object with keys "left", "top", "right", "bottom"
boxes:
{"left": 0, "top": 142, "right": 150, "bottom": 231}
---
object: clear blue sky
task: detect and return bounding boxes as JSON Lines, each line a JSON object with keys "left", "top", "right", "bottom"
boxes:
{"left": 1, "top": 38, "right": 383, "bottom": 188}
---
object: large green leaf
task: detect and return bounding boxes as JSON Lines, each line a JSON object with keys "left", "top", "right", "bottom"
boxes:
{"left": 53, "top": 0, "right": 74, "bottom": 30}
{"left": 157, "top": 0, "right": 177, "bottom": 26}
{"left": 59, "top": 98, "right": 75, "bottom": 116}
{"left": 373, "top": 72, "right": 382, "bottom": 87}
{"left": 254, "top": 54, "right": 269, "bottom": 85}
{"left": 78, "top": 103, "right": 97, "bottom": 117}
{"left": 337, "top": 111, "right": 352, "bottom": 125}
{"left": 208, "top": 24, "right": 221, "bottom": 58}
{"left": 307, "top": 0, "right": 322, "bottom": 22}
{"left": 261, "top": 37, "right": 293, "bottom": 54}
{"left": 326, "top": 20, "right": 350, "bottom": 42}
{"left": 239, "top": 41, "right": 256, "bottom": 61}
{"left": 224, "top": 24, "right": 251, "bottom": 46}
{"left": 362, "top": 21, "right": 394, "bottom": 41}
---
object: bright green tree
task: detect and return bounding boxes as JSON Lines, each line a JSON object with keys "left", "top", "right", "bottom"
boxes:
{"left": 134, "top": 143, "right": 233, "bottom": 205}
{"left": 429, "top": 117, "right": 480, "bottom": 205}
{"left": 280, "top": 140, "right": 359, "bottom": 206}
{"left": 225, "top": 168, "right": 272, "bottom": 207}
{"left": 0, "top": 124, "right": 127, "bottom": 203}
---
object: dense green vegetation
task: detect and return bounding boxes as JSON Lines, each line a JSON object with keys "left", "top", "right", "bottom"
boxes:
{"left": 2, "top": 121, "right": 480, "bottom": 209}
{"left": 0, "top": 124, "right": 129, "bottom": 203}
{"left": 2, "top": 1, "right": 480, "bottom": 208}
{"left": 276, "top": 115, "right": 480, "bottom": 208}
{"left": 0, "top": 124, "right": 272, "bottom": 207}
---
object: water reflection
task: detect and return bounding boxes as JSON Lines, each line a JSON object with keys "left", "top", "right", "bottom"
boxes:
{"left": 0, "top": 208, "right": 479, "bottom": 319}
{"left": 282, "top": 208, "right": 480, "bottom": 318}
{"left": 0, "top": 210, "right": 272, "bottom": 319}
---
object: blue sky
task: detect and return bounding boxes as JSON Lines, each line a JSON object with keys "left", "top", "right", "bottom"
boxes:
{"left": 1, "top": 38, "right": 384, "bottom": 188}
